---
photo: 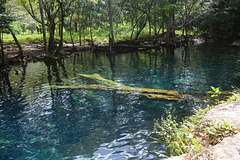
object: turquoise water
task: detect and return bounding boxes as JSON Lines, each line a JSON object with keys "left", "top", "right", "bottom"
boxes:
{"left": 0, "top": 43, "right": 239, "bottom": 159}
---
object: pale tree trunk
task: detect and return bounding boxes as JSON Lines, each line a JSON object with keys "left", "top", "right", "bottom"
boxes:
{"left": 39, "top": 0, "right": 49, "bottom": 56}
{"left": 108, "top": 0, "right": 114, "bottom": 52}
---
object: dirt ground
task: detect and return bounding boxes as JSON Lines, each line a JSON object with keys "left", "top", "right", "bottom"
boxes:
{"left": 3, "top": 43, "right": 92, "bottom": 64}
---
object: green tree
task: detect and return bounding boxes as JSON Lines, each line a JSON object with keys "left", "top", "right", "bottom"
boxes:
{"left": 39, "top": 0, "right": 48, "bottom": 55}
{"left": 0, "top": 0, "right": 18, "bottom": 65}
{"left": 20, "top": 0, "right": 60, "bottom": 52}
{"left": 196, "top": 0, "right": 240, "bottom": 38}
{"left": 55, "top": 0, "right": 74, "bottom": 55}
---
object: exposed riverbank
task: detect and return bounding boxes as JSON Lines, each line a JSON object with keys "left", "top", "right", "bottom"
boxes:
{"left": 2, "top": 34, "right": 240, "bottom": 66}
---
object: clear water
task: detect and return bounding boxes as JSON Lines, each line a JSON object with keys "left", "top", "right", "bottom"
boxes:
{"left": 0, "top": 43, "right": 239, "bottom": 160}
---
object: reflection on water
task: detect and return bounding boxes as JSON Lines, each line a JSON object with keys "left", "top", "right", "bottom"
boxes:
{"left": 0, "top": 43, "right": 240, "bottom": 159}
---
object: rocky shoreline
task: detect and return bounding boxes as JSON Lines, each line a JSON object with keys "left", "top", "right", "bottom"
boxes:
{"left": 169, "top": 101, "right": 240, "bottom": 160}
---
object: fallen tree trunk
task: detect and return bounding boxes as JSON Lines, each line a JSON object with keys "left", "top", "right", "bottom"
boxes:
{"left": 53, "top": 84, "right": 187, "bottom": 101}
{"left": 52, "top": 74, "right": 232, "bottom": 101}
{"left": 53, "top": 73, "right": 188, "bottom": 101}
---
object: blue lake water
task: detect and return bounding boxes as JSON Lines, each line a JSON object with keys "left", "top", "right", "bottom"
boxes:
{"left": 0, "top": 43, "right": 240, "bottom": 159}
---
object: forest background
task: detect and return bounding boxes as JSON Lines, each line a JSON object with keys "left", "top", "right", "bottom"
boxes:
{"left": 0, "top": 0, "right": 240, "bottom": 63}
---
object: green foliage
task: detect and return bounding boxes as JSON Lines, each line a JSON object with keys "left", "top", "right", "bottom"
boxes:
{"left": 3, "top": 33, "right": 43, "bottom": 43}
{"left": 25, "top": 22, "right": 37, "bottom": 34}
{"left": 208, "top": 86, "right": 222, "bottom": 104}
{"left": 152, "top": 109, "right": 202, "bottom": 157}
{"left": 205, "top": 122, "right": 237, "bottom": 145}
{"left": 0, "top": 0, "right": 15, "bottom": 29}
{"left": 152, "top": 88, "right": 240, "bottom": 158}
{"left": 3, "top": 0, "right": 240, "bottom": 45}
{"left": 225, "top": 86, "right": 240, "bottom": 102}
{"left": 208, "top": 86, "right": 221, "bottom": 98}
{"left": 196, "top": 0, "right": 240, "bottom": 38}
{"left": 10, "top": 22, "right": 23, "bottom": 34}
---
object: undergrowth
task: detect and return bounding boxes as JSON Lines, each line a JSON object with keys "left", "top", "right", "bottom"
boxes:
{"left": 3, "top": 23, "right": 185, "bottom": 44}
{"left": 152, "top": 88, "right": 240, "bottom": 158}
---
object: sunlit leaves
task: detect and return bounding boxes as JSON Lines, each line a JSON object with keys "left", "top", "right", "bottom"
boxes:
{"left": 208, "top": 86, "right": 221, "bottom": 98}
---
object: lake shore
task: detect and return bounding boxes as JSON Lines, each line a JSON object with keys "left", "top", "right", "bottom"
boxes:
{"left": 3, "top": 34, "right": 239, "bottom": 66}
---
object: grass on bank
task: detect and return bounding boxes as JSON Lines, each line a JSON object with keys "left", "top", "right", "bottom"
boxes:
{"left": 3, "top": 33, "right": 44, "bottom": 44}
{"left": 152, "top": 88, "right": 240, "bottom": 158}
{"left": 3, "top": 23, "right": 188, "bottom": 45}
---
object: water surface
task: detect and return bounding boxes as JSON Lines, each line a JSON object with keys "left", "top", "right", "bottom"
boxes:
{"left": 0, "top": 43, "right": 239, "bottom": 159}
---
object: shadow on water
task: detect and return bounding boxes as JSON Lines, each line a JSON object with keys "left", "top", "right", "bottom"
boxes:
{"left": 0, "top": 44, "right": 239, "bottom": 159}
{"left": 0, "top": 69, "right": 28, "bottom": 159}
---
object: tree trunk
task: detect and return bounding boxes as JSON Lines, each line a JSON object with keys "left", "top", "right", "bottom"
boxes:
{"left": 131, "top": 16, "right": 134, "bottom": 28}
{"left": 108, "top": 0, "right": 114, "bottom": 52}
{"left": 39, "top": 0, "right": 49, "bottom": 56}
{"left": 130, "top": 11, "right": 149, "bottom": 40}
{"left": 79, "top": 26, "right": 82, "bottom": 46}
{"left": 78, "top": 14, "right": 82, "bottom": 46}
{"left": 170, "top": 12, "right": 175, "bottom": 38}
{"left": 162, "top": 10, "right": 165, "bottom": 34}
{"left": 185, "top": 25, "right": 188, "bottom": 42}
{"left": 0, "top": 30, "right": 5, "bottom": 65}
{"left": 135, "top": 14, "right": 150, "bottom": 40}
{"left": 74, "top": 22, "right": 78, "bottom": 32}
{"left": 148, "top": 19, "right": 151, "bottom": 36}
{"left": 135, "top": 20, "right": 147, "bottom": 40}
{"left": 8, "top": 27, "right": 24, "bottom": 60}
{"left": 166, "top": 11, "right": 175, "bottom": 44}
{"left": 48, "top": 19, "right": 56, "bottom": 52}
{"left": 70, "top": 9, "right": 76, "bottom": 51}
{"left": 89, "top": 27, "right": 94, "bottom": 47}
{"left": 56, "top": 0, "right": 64, "bottom": 55}
{"left": 154, "top": 2, "right": 157, "bottom": 35}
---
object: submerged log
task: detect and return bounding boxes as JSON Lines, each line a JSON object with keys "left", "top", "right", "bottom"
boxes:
{"left": 53, "top": 73, "right": 188, "bottom": 101}
{"left": 53, "top": 74, "right": 232, "bottom": 101}
{"left": 54, "top": 84, "right": 186, "bottom": 101}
